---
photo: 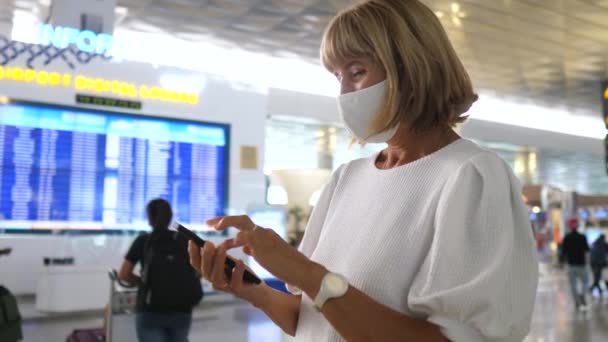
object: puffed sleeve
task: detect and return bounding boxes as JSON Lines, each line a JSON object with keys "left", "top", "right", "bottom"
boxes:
{"left": 286, "top": 164, "right": 345, "bottom": 294}
{"left": 408, "top": 152, "right": 539, "bottom": 342}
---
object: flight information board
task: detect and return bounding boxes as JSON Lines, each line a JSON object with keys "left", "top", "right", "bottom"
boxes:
{"left": 0, "top": 102, "right": 229, "bottom": 231}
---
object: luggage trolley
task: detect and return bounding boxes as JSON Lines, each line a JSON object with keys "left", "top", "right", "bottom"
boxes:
{"left": 106, "top": 269, "right": 138, "bottom": 342}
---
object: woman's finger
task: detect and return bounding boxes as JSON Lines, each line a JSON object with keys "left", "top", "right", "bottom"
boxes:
{"left": 230, "top": 259, "right": 246, "bottom": 292}
{"left": 201, "top": 242, "right": 216, "bottom": 280}
{"left": 235, "top": 231, "right": 256, "bottom": 249}
{"left": 222, "top": 232, "right": 252, "bottom": 250}
{"left": 206, "top": 215, "right": 255, "bottom": 232}
{"left": 188, "top": 241, "right": 201, "bottom": 271}
{"left": 211, "top": 244, "right": 228, "bottom": 286}
{"left": 205, "top": 216, "right": 223, "bottom": 227}
{"left": 234, "top": 232, "right": 248, "bottom": 246}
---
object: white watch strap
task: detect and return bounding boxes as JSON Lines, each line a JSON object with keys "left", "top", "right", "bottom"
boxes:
{"left": 314, "top": 292, "right": 330, "bottom": 310}
{"left": 313, "top": 273, "right": 349, "bottom": 311}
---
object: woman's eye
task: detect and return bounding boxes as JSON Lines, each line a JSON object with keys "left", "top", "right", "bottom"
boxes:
{"left": 352, "top": 70, "right": 365, "bottom": 78}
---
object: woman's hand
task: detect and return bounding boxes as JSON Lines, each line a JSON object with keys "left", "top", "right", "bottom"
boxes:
{"left": 188, "top": 240, "right": 264, "bottom": 305}
{"left": 207, "top": 215, "right": 320, "bottom": 287}
{"left": 188, "top": 234, "right": 305, "bottom": 336}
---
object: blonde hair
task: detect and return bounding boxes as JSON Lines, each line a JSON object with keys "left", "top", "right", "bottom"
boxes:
{"left": 321, "top": 0, "right": 478, "bottom": 134}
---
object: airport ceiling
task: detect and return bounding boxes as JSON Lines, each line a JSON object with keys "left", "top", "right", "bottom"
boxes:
{"left": 2, "top": 0, "right": 608, "bottom": 118}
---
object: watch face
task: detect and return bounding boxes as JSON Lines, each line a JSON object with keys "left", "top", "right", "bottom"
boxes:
{"left": 326, "top": 273, "right": 348, "bottom": 293}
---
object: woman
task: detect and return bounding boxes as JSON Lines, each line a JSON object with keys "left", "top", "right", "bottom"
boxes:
{"left": 189, "top": 1, "right": 538, "bottom": 341}
{"left": 119, "top": 198, "right": 202, "bottom": 342}
{"left": 590, "top": 234, "right": 608, "bottom": 295}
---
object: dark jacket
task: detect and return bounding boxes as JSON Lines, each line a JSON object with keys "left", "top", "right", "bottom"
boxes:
{"left": 590, "top": 237, "right": 608, "bottom": 264}
{"left": 560, "top": 231, "right": 589, "bottom": 266}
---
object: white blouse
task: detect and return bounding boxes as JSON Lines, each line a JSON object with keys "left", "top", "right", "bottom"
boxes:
{"left": 289, "top": 139, "right": 539, "bottom": 342}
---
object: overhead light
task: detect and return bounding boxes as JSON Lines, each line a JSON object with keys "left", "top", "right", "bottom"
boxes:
{"left": 533, "top": 206, "right": 541, "bottom": 214}
{"left": 451, "top": 3, "right": 460, "bottom": 13}
{"left": 452, "top": 16, "right": 462, "bottom": 27}
{"left": 435, "top": 11, "right": 444, "bottom": 18}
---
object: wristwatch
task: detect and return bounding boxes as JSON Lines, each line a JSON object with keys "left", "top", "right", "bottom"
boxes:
{"left": 313, "top": 272, "right": 349, "bottom": 311}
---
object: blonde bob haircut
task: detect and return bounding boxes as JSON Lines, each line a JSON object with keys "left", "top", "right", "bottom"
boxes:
{"left": 321, "top": 0, "right": 478, "bottom": 134}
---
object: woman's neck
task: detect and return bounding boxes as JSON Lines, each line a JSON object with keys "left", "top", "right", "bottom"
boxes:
{"left": 375, "top": 127, "right": 460, "bottom": 169}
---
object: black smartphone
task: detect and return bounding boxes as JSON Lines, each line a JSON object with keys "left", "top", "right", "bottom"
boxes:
{"left": 173, "top": 223, "right": 262, "bottom": 285}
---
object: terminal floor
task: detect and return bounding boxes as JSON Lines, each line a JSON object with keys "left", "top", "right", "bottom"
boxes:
{"left": 20, "top": 265, "right": 608, "bottom": 342}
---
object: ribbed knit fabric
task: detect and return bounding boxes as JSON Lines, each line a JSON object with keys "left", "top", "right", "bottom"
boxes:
{"left": 288, "top": 139, "right": 539, "bottom": 342}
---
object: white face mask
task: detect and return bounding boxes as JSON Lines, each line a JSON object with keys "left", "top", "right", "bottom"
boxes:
{"left": 337, "top": 80, "right": 398, "bottom": 143}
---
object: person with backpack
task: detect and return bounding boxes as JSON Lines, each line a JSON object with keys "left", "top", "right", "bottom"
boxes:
{"left": 589, "top": 234, "right": 608, "bottom": 296}
{"left": 119, "top": 198, "right": 203, "bottom": 342}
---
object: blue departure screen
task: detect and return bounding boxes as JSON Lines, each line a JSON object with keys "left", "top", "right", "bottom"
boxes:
{"left": 0, "top": 103, "right": 228, "bottom": 231}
